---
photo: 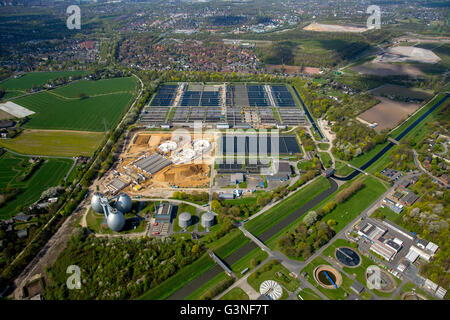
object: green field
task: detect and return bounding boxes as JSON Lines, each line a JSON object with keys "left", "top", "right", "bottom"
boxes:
{"left": 247, "top": 260, "right": 301, "bottom": 293}
{"left": 318, "top": 143, "right": 330, "bottom": 150}
{"left": 12, "top": 77, "right": 138, "bottom": 132}
{"left": 266, "top": 176, "right": 387, "bottom": 251}
{"left": 245, "top": 177, "right": 330, "bottom": 236}
{"left": 0, "top": 129, "right": 105, "bottom": 157}
{"left": 51, "top": 77, "right": 137, "bottom": 98}
{"left": 220, "top": 287, "right": 250, "bottom": 300}
{"left": 0, "top": 71, "right": 88, "bottom": 91}
{"left": 0, "top": 152, "right": 72, "bottom": 219}
{"left": 334, "top": 161, "right": 354, "bottom": 176}
{"left": 231, "top": 247, "right": 269, "bottom": 278}
{"left": 319, "top": 152, "right": 332, "bottom": 168}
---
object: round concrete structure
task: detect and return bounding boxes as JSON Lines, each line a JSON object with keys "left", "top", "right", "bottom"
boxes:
{"left": 259, "top": 280, "right": 282, "bottom": 300}
{"left": 115, "top": 193, "right": 132, "bottom": 213}
{"left": 107, "top": 210, "right": 126, "bottom": 232}
{"left": 158, "top": 141, "right": 177, "bottom": 153}
{"left": 335, "top": 247, "right": 361, "bottom": 268}
{"left": 201, "top": 212, "right": 215, "bottom": 228}
{"left": 91, "top": 192, "right": 105, "bottom": 213}
{"left": 193, "top": 139, "right": 211, "bottom": 153}
{"left": 365, "top": 265, "right": 396, "bottom": 292}
{"left": 313, "top": 265, "right": 342, "bottom": 289}
{"left": 178, "top": 212, "right": 192, "bottom": 229}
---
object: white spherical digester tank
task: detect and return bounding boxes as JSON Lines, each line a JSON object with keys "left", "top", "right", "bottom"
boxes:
{"left": 91, "top": 192, "right": 105, "bottom": 213}
{"left": 107, "top": 210, "right": 126, "bottom": 232}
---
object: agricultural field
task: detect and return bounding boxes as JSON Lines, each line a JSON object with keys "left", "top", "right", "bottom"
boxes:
{"left": 11, "top": 77, "right": 138, "bottom": 132}
{"left": 358, "top": 97, "right": 421, "bottom": 132}
{"left": 369, "top": 85, "right": 433, "bottom": 101}
{"left": 0, "top": 71, "right": 88, "bottom": 91}
{"left": 0, "top": 152, "right": 72, "bottom": 219}
{"left": 0, "top": 129, "right": 105, "bottom": 157}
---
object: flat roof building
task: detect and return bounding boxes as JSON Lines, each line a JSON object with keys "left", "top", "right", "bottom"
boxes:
{"left": 155, "top": 203, "right": 173, "bottom": 223}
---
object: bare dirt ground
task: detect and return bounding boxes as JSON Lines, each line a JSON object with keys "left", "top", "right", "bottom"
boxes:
{"left": 369, "top": 84, "right": 433, "bottom": 100}
{"left": 375, "top": 46, "right": 441, "bottom": 64}
{"left": 151, "top": 163, "right": 210, "bottom": 188}
{"left": 265, "top": 64, "right": 301, "bottom": 74}
{"left": 303, "top": 22, "right": 367, "bottom": 33}
{"left": 357, "top": 97, "right": 421, "bottom": 132}
{"left": 350, "top": 62, "right": 424, "bottom": 76}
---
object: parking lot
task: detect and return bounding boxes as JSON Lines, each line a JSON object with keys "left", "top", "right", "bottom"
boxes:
{"left": 246, "top": 174, "right": 264, "bottom": 190}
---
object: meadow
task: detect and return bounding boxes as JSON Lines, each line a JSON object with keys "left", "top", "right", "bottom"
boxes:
{"left": 12, "top": 77, "right": 138, "bottom": 132}
{"left": 0, "top": 71, "right": 88, "bottom": 91}
{"left": 0, "top": 129, "right": 105, "bottom": 157}
{"left": 0, "top": 152, "right": 72, "bottom": 219}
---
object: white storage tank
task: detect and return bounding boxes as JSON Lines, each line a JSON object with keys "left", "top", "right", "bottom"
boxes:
{"left": 107, "top": 210, "right": 126, "bottom": 232}
{"left": 178, "top": 212, "right": 192, "bottom": 229}
{"left": 201, "top": 212, "right": 215, "bottom": 228}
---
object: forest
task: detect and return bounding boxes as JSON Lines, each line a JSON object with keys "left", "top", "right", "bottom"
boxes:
{"left": 44, "top": 229, "right": 205, "bottom": 300}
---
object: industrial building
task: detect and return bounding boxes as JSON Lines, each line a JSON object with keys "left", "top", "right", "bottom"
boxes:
{"left": 133, "top": 153, "right": 172, "bottom": 176}
{"left": 356, "top": 221, "right": 404, "bottom": 262}
{"left": 155, "top": 203, "right": 173, "bottom": 223}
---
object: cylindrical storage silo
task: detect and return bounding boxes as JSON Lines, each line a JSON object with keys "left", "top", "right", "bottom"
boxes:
{"left": 91, "top": 192, "right": 105, "bottom": 213}
{"left": 178, "top": 212, "right": 191, "bottom": 229}
{"left": 201, "top": 212, "right": 215, "bottom": 228}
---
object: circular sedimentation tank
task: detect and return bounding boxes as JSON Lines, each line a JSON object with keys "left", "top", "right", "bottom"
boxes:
{"left": 178, "top": 212, "right": 192, "bottom": 229}
{"left": 91, "top": 192, "right": 105, "bottom": 213}
{"left": 401, "top": 291, "right": 427, "bottom": 300}
{"left": 115, "top": 193, "right": 132, "bottom": 213}
{"left": 365, "top": 265, "right": 396, "bottom": 292}
{"left": 158, "top": 141, "right": 177, "bottom": 153}
{"left": 313, "top": 265, "right": 343, "bottom": 289}
{"left": 201, "top": 212, "right": 215, "bottom": 228}
{"left": 259, "top": 280, "right": 282, "bottom": 300}
{"left": 107, "top": 210, "right": 126, "bottom": 232}
{"left": 193, "top": 139, "right": 211, "bottom": 153}
{"left": 335, "top": 247, "right": 361, "bottom": 267}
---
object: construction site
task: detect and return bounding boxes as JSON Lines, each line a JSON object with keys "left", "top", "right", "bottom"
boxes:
{"left": 101, "top": 131, "right": 215, "bottom": 195}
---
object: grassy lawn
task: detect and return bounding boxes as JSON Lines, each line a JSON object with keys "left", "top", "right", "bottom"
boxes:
{"left": 0, "top": 129, "right": 105, "bottom": 157}
{"left": 300, "top": 256, "right": 355, "bottom": 300}
{"left": 0, "top": 152, "right": 72, "bottom": 219}
{"left": 319, "top": 152, "right": 332, "bottom": 168}
{"left": 267, "top": 176, "right": 387, "bottom": 252}
{"left": 320, "top": 176, "right": 387, "bottom": 233}
{"left": 12, "top": 77, "right": 138, "bottom": 132}
{"left": 247, "top": 260, "right": 301, "bottom": 293}
{"left": 185, "top": 272, "right": 232, "bottom": 300}
{"left": 372, "top": 206, "right": 404, "bottom": 224}
{"left": 138, "top": 253, "right": 215, "bottom": 300}
{"left": 318, "top": 143, "right": 330, "bottom": 150}
{"left": 334, "top": 161, "right": 354, "bottom": 176}
{"left": 51, "top": 77, "right": 137, "bottom": 98}
{"left": 0, "top": 71, "right": 88, "bottom": 91}
{"left": 220, "top": 287, "right": 250, "bottom": 300}
{"left": 231, "top": 247, "right": 269, "bottom": 278}
{"left": 298, "top": 288, "right": 322, "bottom": 300}
{"left": 245, "top": 177, "right": 330, "bottom": 236}
{"left": 86, "top": 208, "right": 105, "bottom": 233}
